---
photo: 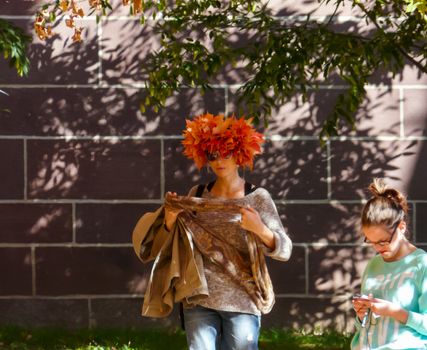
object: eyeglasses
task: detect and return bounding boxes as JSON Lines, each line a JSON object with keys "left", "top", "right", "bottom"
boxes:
{"left": 363, "top": 222, "right": 400, "bottom": 247}
{"left": 206, "top": 151, "right": 232, "bottom": 162}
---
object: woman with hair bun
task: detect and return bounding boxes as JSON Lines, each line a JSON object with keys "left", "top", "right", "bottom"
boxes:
{"left": 351, "top": 178, "right": 427, "bottom": 349}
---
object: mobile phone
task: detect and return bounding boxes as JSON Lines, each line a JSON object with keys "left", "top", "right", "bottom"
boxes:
{"left": 352, "top": 293, "right": 370, "bottom": 302}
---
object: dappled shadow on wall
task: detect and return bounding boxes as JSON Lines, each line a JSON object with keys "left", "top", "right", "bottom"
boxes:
{"left": 0, "top": 203, "right": 72, "bottom": 243}
{"left": 408, "top": 166, "right": 427, "bottom": 204}
{"left": 243, "top": 125, "right": 411, "bottom": 201}
{"left": 246, "top": 139, "right": 328, "bottom": 200}
{"left": 265, "top": 89, "right": 400, "bottom": 137}
{"left": 26, "top": 139, "right": 161, "bottom": 200}
{"left": 405, "top": 82, "right": 427, "bottom": 201}
{"left": 278, "top": 202, "right": 363, "bottom": 244}
{"left": 330, "top": 140, "right": 420, "bottom": 200}
{"left": 0, "top": 87, "right": 224, "bottom": 139}
{"left": 0, "top": 87, "right": 225, "bottom": 137}
{"left": 163, "top": 138, "right": 216, "bottom": 195}
{"left": 101, "top": 17, "right": 160, "bottom": 84}
{"left": 0, "top": 248, "right": 32, "bottom": 295}
{"left": 309, "top": 245, "right": 375, "bottom": 295}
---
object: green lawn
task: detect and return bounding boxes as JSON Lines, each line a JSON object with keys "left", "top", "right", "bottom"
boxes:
{"left": 0, "top": 326, "right": 352, "bottom": 350}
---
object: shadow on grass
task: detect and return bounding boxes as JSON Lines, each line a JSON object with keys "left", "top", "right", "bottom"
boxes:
{"left": 0, "top": 326, "right": 352, "bottom": 350}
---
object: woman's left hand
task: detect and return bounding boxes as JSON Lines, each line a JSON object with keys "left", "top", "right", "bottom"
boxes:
{"left": 240, "top": 205, "right": 264, "bottom": 235}
{"left": 239, "top": 205, "right": 276, "bottom": 250}
{"left": 369, "top": 297, "right": 409, "bottom": 324}
{"left": 369, "top": 297, "right": 394, "bottom": 317}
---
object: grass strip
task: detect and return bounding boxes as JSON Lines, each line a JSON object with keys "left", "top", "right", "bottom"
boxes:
{"left": 0, "top": 326, "right": 352, "bottom": 350}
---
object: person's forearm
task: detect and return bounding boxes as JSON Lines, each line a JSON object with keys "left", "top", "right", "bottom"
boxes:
{"left": 387, "top": 305, "right": 409, "bottom": 324}
{"left": 254, "top": 224, "right": 276, "bottom": 250}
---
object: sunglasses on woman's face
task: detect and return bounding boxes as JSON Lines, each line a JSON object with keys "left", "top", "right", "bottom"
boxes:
{"left": 206, "top": 151, "right": 232, "bottom": 162}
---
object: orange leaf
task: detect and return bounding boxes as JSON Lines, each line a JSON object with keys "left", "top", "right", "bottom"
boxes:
{"left": 89, "top": 0, "right": 102, "bottom": 9}
{"left": 59, "top": 0, "right": 69, "bottom": 12}
{"left": 133, "top": 0, "right": 143, "bottom": 13}
{"left": 65, "top": 18, "right": 75, "bottom": 28}
{"left": 72, "top": 27, "right": 83, "bottom": 42}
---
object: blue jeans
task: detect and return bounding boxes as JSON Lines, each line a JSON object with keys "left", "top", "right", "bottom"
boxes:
{"left": 183, "top": 305, "right": 261, "bottom": 350}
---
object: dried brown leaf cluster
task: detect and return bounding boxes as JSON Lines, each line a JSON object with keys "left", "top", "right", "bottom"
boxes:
{"left": 34, "top": 0, "right": 85, "bottom": 42}
{"left": 34, "top": 0, "right": 138, "bottom": 43}
{"left": 34, "top": 12, "right": 54, "bottom": 40}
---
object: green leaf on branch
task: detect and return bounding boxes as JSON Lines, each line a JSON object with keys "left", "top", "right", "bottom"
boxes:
{"left": 0, "top": 19, "right": 31, "bottom": 77}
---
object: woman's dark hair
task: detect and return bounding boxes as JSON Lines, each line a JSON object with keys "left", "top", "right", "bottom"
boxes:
{"left": 361, "top": 178, "right": 409, "bottom": 232}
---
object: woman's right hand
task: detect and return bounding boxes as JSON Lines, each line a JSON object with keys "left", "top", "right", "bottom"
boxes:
{"left": 164, "top": 192, "right": 183, "bottom": 231}
{"left": 352, "top": 294, "right": 372, "bottom": 322}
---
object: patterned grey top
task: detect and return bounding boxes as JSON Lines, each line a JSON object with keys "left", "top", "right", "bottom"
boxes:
{"left": 186, "top": 185, "right": 292, "bottom": 315}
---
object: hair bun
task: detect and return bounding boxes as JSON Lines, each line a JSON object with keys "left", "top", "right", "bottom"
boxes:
{"left": 368, "top": 178, "right": 408, "bottom": 214}
{"left": 368, "top": 178, "right": 387, "bottom": 197}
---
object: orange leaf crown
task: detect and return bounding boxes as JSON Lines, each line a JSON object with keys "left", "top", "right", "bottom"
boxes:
{"left": 182, "top": 113, "right": 265, "bottom": 170}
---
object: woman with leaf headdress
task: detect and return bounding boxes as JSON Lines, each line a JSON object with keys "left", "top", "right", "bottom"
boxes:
{"left": 163, "top": 113, "right": 292, "bottom": 350}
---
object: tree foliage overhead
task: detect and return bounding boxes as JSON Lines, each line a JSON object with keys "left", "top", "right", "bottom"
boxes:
{"left": 36, "top": 0, "right": 427, "bottom": 140}
{"left": 0, "top": 18, "right": 31, "bottom": 76}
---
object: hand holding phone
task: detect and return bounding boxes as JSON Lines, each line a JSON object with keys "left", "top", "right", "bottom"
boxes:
{"left": 352, "top": 293, "right": 371, "bottom": 302}
{"left": 352, "top": 293, "right": 372, "bottom": 328}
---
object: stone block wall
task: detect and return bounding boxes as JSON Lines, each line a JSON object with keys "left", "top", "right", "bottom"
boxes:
{"left": 0, "top": 0, "right": 426, "bottom": 332}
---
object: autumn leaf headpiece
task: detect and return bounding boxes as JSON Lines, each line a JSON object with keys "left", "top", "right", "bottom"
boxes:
{"left": 182, "top": 113, "right": 265, "bottom": 169}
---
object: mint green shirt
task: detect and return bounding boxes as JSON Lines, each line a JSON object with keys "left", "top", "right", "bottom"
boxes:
{"left": 351, "top": 248, "right": 427, "bottom": 350}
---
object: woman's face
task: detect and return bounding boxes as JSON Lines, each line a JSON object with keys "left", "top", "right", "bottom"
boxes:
{"left": 362, "top": 222, "right": 406, "bottom": 262}
{"left": 207, "top": 151, "right": 239, "bottom": 178}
